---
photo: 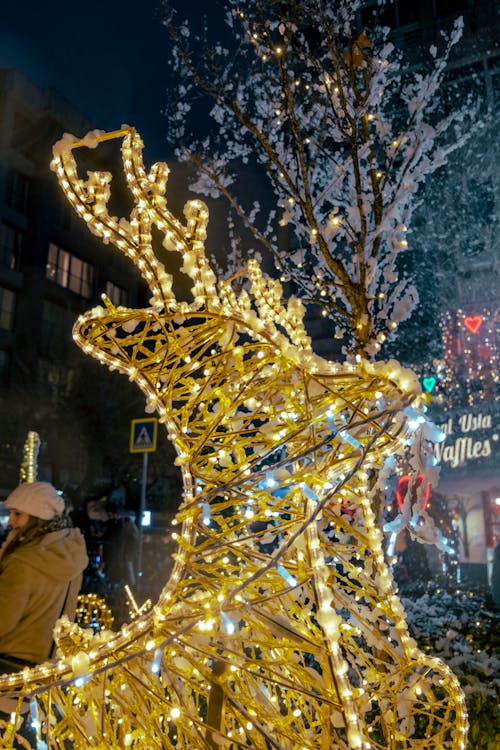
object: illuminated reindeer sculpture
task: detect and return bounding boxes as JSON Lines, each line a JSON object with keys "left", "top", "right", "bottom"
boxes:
{"left": 0, "top": 128, "right": 467, "bottom": 749}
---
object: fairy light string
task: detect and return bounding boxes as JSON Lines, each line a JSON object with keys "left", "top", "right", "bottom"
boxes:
{"left": 0, "top": 127, "right": 467, "bottom": 749}
{"left": 18, "top": 430, "right": 41, "bottom": 485}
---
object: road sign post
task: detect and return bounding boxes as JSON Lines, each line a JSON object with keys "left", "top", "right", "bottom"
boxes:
{"left": 130, "top": 418, "right": 158, "bottom": 583}
{"left": 130, "top": 418, "right": 158, "bottom": 454}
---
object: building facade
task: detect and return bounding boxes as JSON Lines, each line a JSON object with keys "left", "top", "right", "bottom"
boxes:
{"left": 366, "top": 0, "right": 500, "bottom": 582}
{"left": 0, "top": 69, "right": 148, "bottom": 493}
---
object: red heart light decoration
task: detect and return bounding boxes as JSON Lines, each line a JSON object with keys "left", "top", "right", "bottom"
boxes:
{"left": 463, "top": 315, "right": 483, "bottom": 334}
{"left": 396, "top": 474, "right": 430, "bottom": 511}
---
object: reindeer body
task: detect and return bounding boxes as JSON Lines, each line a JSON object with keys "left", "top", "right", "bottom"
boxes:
{"left": 0, "top": 128, "right": 467, "bottom": 750}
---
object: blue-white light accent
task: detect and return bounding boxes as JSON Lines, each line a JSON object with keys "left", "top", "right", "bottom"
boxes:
{"left": 340, "top": 431, "right": 362, "bottom": 449}
{"left": 264, "top": 471, "right": 277, "bottom": 489}
{"left": 386, "top": 532, "right": 397, "bottom": 557}
{"left": 325, "top": 408, "right": 337, "bottom": 433}
{"left": 301, "top": 483, "right": 319, "bottom": 502}
{"left": 151, "top": 647, "right": 162, "bottom": 673}
{"left": 404, "top": 406, "right": 427, "bottom": 431}
{"left": 277, "top": 565, "right": 297, "bottom": 587}
{"left": 29, "top": 699, "right": 40, "bottom": 731}
{"left": 222, "top": 613, "right": 236, "bottom": 635}
{"left": 272, "top": 487, "right": 292, "bottom": 499}
{"left": 384, "top": 455, "right": 396, "bottom": 470}
{"left": 436, "top": 534, "right": 457, "bottom": 556}
{"left": 202, "top": 503, "right": 211, "bottom": 526}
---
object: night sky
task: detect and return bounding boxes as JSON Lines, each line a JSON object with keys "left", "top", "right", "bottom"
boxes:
{"left": 0, "top": 0, "right": 187, "bottom": 162}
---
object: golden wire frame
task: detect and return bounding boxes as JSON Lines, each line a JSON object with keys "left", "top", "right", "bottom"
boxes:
{"left": 0, "top": 128, "right": 467, "bottom": 749}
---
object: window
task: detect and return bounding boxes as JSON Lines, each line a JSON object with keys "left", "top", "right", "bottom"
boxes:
{"left": 0, "top": 223, "right": 23, "bottom": 271}
{"left": 0, "top": 288, "right": 15, "bottom": 331}
{"left": 5, "top": 169, "right": 30, "bottom": 213}
{"left": 105, "top": 280, "right": 128, "bottom": 307}
{"left": 46, "top": 243, "right": 94, "bottom": 298}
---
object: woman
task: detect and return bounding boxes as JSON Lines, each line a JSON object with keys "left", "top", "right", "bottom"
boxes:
{"left": 0, "top": 481, "right": 88, "bottom": 670}
{"left": 0, "top": 481, "right": 88, "bottom": 744}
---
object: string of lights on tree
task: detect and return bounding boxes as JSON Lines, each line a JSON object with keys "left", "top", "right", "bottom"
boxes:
{"left": 164, "top": 0, "right": 469, "bottom": 361}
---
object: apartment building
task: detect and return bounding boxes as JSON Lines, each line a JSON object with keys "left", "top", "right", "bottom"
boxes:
{"left": 0, "top": 69, "right": 147, "bottom": 490}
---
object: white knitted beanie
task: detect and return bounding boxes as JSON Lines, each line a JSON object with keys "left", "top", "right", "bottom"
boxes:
{"left": 5, "top": 481, "right": 65, "bottom": 520}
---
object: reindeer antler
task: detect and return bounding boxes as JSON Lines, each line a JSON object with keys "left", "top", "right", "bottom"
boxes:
{"left": 51, "top": 127, "right": 313, "bottom": 347}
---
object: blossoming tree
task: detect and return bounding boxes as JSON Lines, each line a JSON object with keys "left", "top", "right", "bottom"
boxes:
{"left": 163, "top": 0, "right": 471, "bottom": 359}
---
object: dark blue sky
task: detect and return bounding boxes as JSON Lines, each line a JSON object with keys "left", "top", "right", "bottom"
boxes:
{"left": 0, "top": 1, "right": 180, "bottom": 161}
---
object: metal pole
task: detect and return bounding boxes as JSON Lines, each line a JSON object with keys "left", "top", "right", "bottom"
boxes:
{"left": 138, "top": 451, "right": 148, "bottom": 583}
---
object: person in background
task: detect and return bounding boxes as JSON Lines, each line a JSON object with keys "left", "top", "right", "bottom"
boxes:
{"left": 103, "top": 500, "right": 140, "bottom": 589}
{"left": 0, "top": 481, "right": 88, "bottom": 744}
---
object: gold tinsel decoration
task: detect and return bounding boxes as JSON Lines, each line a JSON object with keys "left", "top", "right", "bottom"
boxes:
{"left": 0, "top": 128, "right": 468, "bottom": 749}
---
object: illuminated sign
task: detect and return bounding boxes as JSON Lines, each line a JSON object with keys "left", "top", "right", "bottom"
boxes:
{"left": 435, "top": 408, "right": 498, "bottom": 470}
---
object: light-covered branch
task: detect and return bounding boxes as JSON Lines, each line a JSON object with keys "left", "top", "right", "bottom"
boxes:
{"left": 163, "top": 0, "right": 474, "bottom": 357}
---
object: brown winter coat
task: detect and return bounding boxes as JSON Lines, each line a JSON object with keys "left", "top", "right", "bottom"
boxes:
{"left": 0, "top": 527, "right": 88, "bottom": 664}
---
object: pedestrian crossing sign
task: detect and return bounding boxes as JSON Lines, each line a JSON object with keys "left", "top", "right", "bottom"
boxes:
{"left": 130, "top": 418, "right": 158, "bottom": 453}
